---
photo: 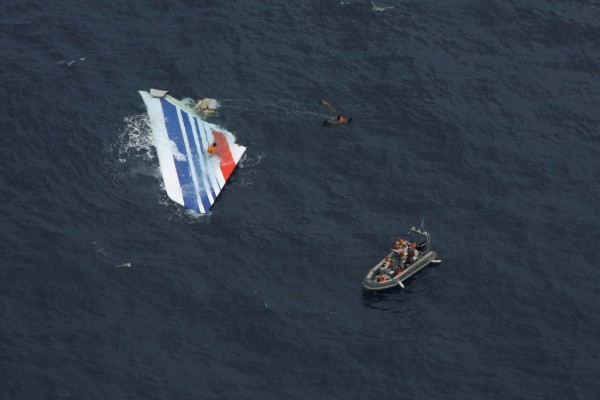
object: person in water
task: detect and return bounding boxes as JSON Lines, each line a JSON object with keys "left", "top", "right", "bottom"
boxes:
{"left": 322, "top": 114, "right": 353, "bottom": 127}
{"left": 207, "top": 142, "right": 217, "bottom": 155}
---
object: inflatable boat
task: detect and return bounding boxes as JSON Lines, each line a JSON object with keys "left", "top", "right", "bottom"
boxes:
{"left": 362, "top": 227, "right": 440, "bottom": 291}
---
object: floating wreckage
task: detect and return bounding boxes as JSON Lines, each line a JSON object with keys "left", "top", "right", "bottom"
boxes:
{"left": 194, "top": 97, "right": 220, "bottom": 113}
{"left": 139, "top": 89, "right": 246, "bottom": 214}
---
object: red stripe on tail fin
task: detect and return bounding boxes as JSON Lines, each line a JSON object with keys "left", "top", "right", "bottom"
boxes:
{"left": 212, "top": 130, "right": 236, "bottom": 181}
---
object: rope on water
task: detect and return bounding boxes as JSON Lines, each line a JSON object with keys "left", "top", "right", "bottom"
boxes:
{"left": 219, "top": 99, "right": 332, "bottom": 118}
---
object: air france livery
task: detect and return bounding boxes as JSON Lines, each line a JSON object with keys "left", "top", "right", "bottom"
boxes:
{"left": 139, "top": 89, "right": 246, "bottom": 213}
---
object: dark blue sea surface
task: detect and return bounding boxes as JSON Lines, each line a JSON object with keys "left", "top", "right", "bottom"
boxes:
{"left": 1, "top": 0, "right": 599, "bottom": 399}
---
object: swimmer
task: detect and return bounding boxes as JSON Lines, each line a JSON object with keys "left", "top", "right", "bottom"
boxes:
{"left": 322, "top": 114, "right": 353, "bottom": 127}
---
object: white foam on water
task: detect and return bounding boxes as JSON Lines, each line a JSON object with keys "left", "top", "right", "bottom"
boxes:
{"left": 165, "top": 207, "right": 212, "bottom": 224}
{"left": 238, "top": 153, "right": 265, "bottom": 169}
{"left": 57, "top": 57, "right": 86, "bottom": 66}
{"left": 169, "top": 139, "right": 187, "bottom": 162}
{"left": 91, "top": 241, "right": 108, "bottom": 256}
{"left": 236, "top": 153, "right": 266, "bottom": 187}
{"left": 371, "top": 1, "right": 394, "bottom": 12}
{"left": 117, "top": 114, "right": 155, "bottom": 163}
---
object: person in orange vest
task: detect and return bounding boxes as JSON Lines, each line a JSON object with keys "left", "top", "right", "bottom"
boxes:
{"left": 207, "top": 142, "right": 217, "bottom": 155}
{"left": 380, "top": 256, "right": 393, "bottom": 274}
{"left": 393, "top": 238, "right": 405, "bottom": 255}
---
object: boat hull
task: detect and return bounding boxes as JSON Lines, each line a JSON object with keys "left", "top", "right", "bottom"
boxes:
{"left": 362, "top": 251, "right": 437, "bottom": 291}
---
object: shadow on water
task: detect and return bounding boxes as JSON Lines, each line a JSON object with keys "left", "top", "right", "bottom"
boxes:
{"left": 361, "top": 287, "right": 415, "bottom": 314}
{"left": 360, "top": 269, "right": 433, "bottom": 315}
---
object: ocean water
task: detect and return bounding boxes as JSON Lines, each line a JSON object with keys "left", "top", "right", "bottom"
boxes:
{"left": 1, "top": 0, "right": 599, "bottom": 399}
